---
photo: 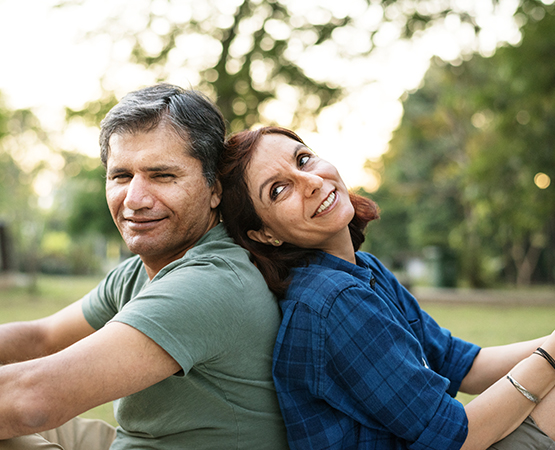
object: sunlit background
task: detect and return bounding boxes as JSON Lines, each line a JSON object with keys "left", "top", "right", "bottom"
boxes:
{"left": 0, "top": 0, "right": 524, "bottom": 201}
{"left": 0, "top": 0, "right": 554, "bottom": 289}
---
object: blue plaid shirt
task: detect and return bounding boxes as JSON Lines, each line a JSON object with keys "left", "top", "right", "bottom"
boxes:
{"left": 273, "top": 252, "right": 480, "bottom": 450}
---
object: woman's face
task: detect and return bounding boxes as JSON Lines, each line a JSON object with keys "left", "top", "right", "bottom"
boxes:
{"left": 246, "top": 133, "right": 355, "bottom": 257}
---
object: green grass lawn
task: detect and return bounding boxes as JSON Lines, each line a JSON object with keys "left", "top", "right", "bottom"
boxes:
{"left": 421, "top": 301, "right": 555, "bottom": 405}
{"left": 1, "top": 275, "right": 554, "bottom": 424}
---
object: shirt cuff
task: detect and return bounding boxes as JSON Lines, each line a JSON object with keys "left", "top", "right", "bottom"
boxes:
{"left": 411, "top": 395, "right": 468, "bottom": 450}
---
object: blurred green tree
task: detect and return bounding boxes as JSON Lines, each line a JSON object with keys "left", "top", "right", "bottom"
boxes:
{"left": 0, "top": 94, "right": 48, "bottom": 274}
{"left": 63, "top": 0, "right": 512, "bottom": 131}
{"left": 59, "top": 0, "right": 511, "bottom": 259}
{"left": 54, "top": 0, "right": 555, "bottom": 280}
{"left": 47, "top": 151, "right": 124, "bottom": 274}
{"left": 367, "top": 1, "right": 555, "bottom": 287}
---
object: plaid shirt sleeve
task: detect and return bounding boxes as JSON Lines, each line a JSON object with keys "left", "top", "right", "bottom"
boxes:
{"left": 366, "top": 253, "right": 480, "bottom": 397}
{"left": 273, "top": 253, "right": 479, "bottom": 450}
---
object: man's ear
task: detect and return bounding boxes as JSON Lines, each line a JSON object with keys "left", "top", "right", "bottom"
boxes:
{"left": 210, "top": 180, "right": 223, "bottom": 209}
{"left": 247, "top": 228, "right": 281, "bottom": 246}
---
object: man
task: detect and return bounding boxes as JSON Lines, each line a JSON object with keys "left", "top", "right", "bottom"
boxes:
{"left": 0, "top": 84, "right": 288, "bottom": 449}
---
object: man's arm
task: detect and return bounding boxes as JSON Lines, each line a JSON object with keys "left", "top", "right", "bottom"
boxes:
{"left": 0, "top": 299, "right": 96, "bottom": 365}
{"left": 0, "top": 320, "right": 181, "bottom": 439}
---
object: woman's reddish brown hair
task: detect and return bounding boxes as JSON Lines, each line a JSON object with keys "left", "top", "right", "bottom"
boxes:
{"left": 218, "top": 126, "right": 379, "bottom": 297}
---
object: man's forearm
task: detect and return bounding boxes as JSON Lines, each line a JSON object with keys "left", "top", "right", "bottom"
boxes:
{"left": 0, "top": 320, "right": 181, "bottom": 439}
{"left": 0, "top": 321, "right": 48, "bottom": 365}
{"left": 0, "top": 300, "right": 96, "bottom": 366}
{"left": 0, "top": 358, "right": 57, "bottom": 439}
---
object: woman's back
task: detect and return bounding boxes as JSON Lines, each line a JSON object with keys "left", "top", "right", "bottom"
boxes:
{"left": 273, "top": 251, "right": 478, "bottom": 450}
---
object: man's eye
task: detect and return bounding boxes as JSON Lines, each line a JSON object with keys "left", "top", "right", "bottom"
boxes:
{"left": 270, "top": 185, "right": 285, "bottom": 200}
{"left": 111, "top": 174, "right": 131, "bottom": 182}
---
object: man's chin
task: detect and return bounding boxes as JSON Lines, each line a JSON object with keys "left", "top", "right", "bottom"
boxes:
{"left": 122, "top": 237, "right": 160, "bottom": 257}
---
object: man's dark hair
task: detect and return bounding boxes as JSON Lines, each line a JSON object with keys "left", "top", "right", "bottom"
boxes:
{"left": 99, "top": 83, "right": 226, "bottom": 186}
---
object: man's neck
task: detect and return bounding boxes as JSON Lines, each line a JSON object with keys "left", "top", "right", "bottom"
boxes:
{"left": 142, "top": 220, "right": 219, "bottom": 279}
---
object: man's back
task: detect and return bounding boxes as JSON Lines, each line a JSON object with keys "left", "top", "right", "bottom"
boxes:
{"left": 83, "top": 224, "right": 288, "bottom": 449}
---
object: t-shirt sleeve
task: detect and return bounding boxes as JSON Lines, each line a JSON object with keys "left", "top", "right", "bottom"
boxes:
{"left": 81, "top": 256, "right": 144, "bottom": 330}
{"left": 108, "top": 256, "right": 247, "bottom": 375}
{"left": 319, "top": 285, "right": 469, "bottom": 450}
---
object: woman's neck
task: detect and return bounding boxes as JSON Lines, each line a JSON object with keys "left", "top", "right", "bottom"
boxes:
{"left": 320, "top": 227, "right": 357, "bottom": 265}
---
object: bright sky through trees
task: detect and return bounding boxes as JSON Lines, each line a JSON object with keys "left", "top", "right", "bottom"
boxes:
{"left": 0, "top": 0, "right": 526, "bottom": 201}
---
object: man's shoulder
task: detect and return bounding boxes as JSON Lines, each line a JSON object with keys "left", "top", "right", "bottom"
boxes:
{"left": 183, "top": 223, "right": 249, "bottom": 263}
{"left": 162, "top": 225, "right": 256, "bottom": 279}
{"left": 152, "top": 225, "right": 273, "bottom": 305}
{"left": 103, "top": 254, "right": 146, "bottom": 288}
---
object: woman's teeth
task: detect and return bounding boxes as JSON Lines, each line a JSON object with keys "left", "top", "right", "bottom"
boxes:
{"left": 316, "top": 191, "right": 336, "bottom": 215}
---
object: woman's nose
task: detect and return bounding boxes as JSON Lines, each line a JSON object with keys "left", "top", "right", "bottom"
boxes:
{"left": 300, "top": 172, "right": 324, "bottom": 197}
{"left": 123, "top": 176, "right": 155, "bottom": 210}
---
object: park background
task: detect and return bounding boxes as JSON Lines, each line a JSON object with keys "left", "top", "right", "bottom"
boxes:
{"left": 1, "top": 0, "right": 555, "bottom": 424}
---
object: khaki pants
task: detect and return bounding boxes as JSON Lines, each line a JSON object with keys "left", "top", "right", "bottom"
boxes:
{"left": 488, "top": 416, "right": 555, "bottom": 450}
{"left": 0, "top": 417, "right": 116, "bottom": 450}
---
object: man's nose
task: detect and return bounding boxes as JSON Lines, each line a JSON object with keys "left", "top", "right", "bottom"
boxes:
{"left": 123, "top": 176, "right": 155, "bottom": 210}
{"left": 300, "top": 172, "right": 323, "bottom": 197}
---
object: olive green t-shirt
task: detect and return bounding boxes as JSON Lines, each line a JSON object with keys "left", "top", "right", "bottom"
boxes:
{"left": 82, "top": 224, "right": 288, "bottom": 449}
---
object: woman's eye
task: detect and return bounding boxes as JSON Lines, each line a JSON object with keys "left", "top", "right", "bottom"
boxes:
{"left": 299, "top": 154, "right": 311, "bottom": 167}
{"left": 270, "top": 185, "right": 285, "bottom": 200}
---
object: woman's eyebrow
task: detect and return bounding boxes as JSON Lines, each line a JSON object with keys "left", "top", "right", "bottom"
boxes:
{"left": 293, "top": 144, "right": 305, "bottom": 159}
{"left": 259, "top": 174, "right": 279, "bottom": 201}
{"left": 258, "top": 143, "right": 307, "bottom": 200}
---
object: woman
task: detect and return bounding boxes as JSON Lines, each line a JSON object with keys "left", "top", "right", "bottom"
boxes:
{"left": 218, "top": 126, "right": 555, "bottom": 450}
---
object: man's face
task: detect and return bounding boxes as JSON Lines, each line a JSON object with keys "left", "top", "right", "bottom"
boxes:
{"left": 105, "top": 124, "right": 221, "bottom": 276}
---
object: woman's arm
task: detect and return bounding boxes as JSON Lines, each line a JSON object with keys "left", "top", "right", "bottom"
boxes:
{"left": 460, "top": 335, "right": 549, "bottom": 395}
{"left": 461, "top": 332, "right": 555, "bottom": 449}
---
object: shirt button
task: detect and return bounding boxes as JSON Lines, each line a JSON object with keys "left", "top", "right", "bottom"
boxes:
{"left": 370, "top": 277, "right": 376, "bottom": 289}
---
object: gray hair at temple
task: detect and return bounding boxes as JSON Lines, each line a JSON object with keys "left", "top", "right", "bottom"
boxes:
{"left": 99, "top": 83, "right": 226, "bottom": 186}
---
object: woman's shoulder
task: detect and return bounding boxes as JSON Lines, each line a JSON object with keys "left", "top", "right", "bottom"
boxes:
{"left": 285, "top": 259, "right": 362, "bottom": 317}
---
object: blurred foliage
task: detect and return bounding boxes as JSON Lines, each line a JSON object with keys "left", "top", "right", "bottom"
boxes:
{"left": 57, "top": 0, "right": 516, "bottom": 274}
{"left": 41, "top": 152, "right": 124, "bottom": 275}
{"left": 366, "top": 0, "right": 555, "bottom": 287}
{"left": 0, "top": 94, "right": 49, "bottom": 274}
{"left": 62, "top": 0, "right": 511, "bottom": 131}
{"left": 60, "top": 155, "right": 119, "bottom": 239}
{"left": 4, "top": 0, "right": 555, "bottom": 280}
{"left": 60, "top": 0, "right": 515, "bottom": 274}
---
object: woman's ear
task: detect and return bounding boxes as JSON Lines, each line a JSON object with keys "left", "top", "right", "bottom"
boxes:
{"left": 247, "top": 229, "right": 282, "bottom": 246}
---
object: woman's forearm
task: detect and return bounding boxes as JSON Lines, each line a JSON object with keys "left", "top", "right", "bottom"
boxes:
{"left": 460, "top": 336, "right": 549, "bottom": 395}
{"left": 461, "top": 333, "right": 555, "bottom": 449}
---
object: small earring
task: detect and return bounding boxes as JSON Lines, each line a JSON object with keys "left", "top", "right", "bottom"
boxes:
{"left": 274, "top": 239, "right": 280, "bottom": 245}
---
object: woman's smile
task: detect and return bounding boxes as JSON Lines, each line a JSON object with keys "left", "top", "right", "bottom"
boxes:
{"left": 313, "top": 190, "right": 337, "bottom": 217}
